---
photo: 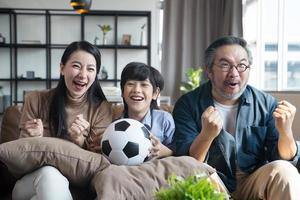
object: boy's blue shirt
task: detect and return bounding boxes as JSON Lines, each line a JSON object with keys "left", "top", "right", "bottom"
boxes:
{"left": 120, "top": 108, "right": 175, "bottom": 151}
{"left": 141, "top": 109, "right": 175, "bottom": 150}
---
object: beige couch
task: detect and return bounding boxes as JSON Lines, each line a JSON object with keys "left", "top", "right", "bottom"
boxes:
{"left": 0, "top": 105, "right": 103, "bottom": 199}
{"left": 268, "top": 91, "right": 300, "bottom": 140}
{"left": 0, "top": 104, "right": 215, "bottom": 200}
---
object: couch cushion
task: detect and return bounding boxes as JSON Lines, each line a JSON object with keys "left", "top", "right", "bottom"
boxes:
{"left": 0, "top": 137, "right": 110, "bottom": 187}
{"left": 92, "top": 156, "right": 216, "bottom": 200}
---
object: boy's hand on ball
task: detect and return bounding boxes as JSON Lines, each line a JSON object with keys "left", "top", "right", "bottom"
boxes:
{"left": 149, "top": 134, "right": 160, "bottom": 158}
{"left": 149, "top": 134, "right": 172, "bottom": 159}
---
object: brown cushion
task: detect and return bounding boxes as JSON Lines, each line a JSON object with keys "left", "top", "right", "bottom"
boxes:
{"left": 91, "top": 156, "right": 216, "bottom": 200}
{"left": 0, "top": 105, "right": 22, "bottom": 144}
{"left": 0, "top": 137, "right": 110, "bottom": 187}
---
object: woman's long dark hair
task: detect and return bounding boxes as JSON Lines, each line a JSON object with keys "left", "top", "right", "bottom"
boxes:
{"left": 49, "top": 41, "right": 107, "bottom": 137}
{"left": 120, "top": 62, "right": 164, "bottom": 115}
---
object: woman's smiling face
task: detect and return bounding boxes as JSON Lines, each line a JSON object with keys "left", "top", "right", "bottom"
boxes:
{"left": 60, "top": 50, "right": 97, "bottom": 99}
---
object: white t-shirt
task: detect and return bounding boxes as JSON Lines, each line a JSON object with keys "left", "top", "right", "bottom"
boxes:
{"left": 214, "top": 100, "right": 239, "bottom": 135}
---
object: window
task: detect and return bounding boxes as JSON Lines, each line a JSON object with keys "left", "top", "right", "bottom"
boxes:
{"left": 243, "top": 0, "right": 300, "bottom": 91}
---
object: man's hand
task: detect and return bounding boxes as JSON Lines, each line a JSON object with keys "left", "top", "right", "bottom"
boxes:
{"left": 189, "top": 106, "right": 223, "bottom": 161}
{"left": 21, "top": 119, "right": 43, "bottom": 137}
{"left": 273, "top": 100, "right": 296, "bottom": 136}
{"left": 273, "top": 100, "right": 297, "bottom": 160}
{"left": 68, "top": 114, "right": 90, "bottom": 146}
{"left": 201, "top": 106, "right": 223, "bottom": 140}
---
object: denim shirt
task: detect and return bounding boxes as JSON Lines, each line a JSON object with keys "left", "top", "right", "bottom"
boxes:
{"left": 173, "top": 81, "right": 300, "bottom": 192}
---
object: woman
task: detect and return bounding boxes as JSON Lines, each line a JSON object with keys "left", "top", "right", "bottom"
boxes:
{"left": 12, "top": 41, "right": 112, "bottom": 200}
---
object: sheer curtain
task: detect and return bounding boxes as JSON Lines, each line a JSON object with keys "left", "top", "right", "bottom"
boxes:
{"left": 161, "top": 0, "right": 243, "bottom": 103}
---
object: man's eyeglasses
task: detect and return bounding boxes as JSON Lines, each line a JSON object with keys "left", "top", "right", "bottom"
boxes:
{"left": 213, "top": 63, "right": 250, "bottom": 73}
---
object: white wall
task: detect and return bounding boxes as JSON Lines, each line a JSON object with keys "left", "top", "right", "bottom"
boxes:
{"left": 0, "top": 0, "right": 161, "bottom": 69}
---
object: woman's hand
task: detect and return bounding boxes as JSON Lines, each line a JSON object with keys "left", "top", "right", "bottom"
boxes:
{"left": 68, "top": 114, "right": 90, "bottom": 146}
{"left": 149, "top": 134, "right": 173, "bottom": 159}
{"left": 21, "top": 119, "right": 43, "bottom": 137}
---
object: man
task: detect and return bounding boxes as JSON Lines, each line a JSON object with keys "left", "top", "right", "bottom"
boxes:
{"left": 173, "top": 36, "right": 300, "bottom": 200}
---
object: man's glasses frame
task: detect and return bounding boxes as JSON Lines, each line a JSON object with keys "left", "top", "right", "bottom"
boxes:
{"left": 213, "top": 63, "right": 250, "bottom": 73}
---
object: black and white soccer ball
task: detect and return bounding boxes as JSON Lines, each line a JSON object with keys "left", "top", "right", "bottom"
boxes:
{"left": 101, "top": 118, "right": 152, "bottom": 165}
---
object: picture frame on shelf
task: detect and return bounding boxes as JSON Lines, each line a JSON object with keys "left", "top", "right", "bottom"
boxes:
{"left": 122, "top": 34, "right": 131, "bottom": 45}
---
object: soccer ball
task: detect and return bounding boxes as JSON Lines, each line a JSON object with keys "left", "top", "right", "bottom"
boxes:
{"left": 101, "top": 118, "right": 152, "bottom": 165}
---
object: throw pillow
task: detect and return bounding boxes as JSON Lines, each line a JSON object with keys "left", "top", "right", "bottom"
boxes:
{"left": 91, "top": 156, "right": 216, "bottom": 199}
{"left": 0, "top": 137, "right": 110, "bottom": 187}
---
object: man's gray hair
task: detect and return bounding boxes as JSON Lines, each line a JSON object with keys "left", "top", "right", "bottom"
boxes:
{"left": 204, "top": 36, "right": 253, "bottom": 69}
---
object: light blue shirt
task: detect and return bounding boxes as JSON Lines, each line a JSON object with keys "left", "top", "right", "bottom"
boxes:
{"left": 141, "top": 109, "right": 175, "bottom": 150}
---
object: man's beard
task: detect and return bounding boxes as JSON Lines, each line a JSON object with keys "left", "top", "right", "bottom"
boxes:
{"left": 212, "top": 81, "right": 247, "bottom": 101}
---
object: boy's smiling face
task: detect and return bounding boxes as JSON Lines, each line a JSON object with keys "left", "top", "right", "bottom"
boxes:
{"left": 123, "top": 78, "right": 159, "bottom": 119}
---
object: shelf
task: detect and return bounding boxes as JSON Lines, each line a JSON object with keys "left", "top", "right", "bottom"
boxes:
{"left": 0, "top": 8, "right": 151, "bottom": 106}
{"left": 0, "top": 44, "right": 10, "bottom": 47}
{"left": 0, "top": 78, "right": 12, "bottom": 81}
{"left": 49, "top": 44, "right": 149, "bottom": 49}
{"left": 12, "top": 44, "right": 47, "bottom": 48}
{"left": 17, "top": 78, "right": 47, "bottom": 81}
{"left": 116, "top": 45, "right": 149, "bottom": 49}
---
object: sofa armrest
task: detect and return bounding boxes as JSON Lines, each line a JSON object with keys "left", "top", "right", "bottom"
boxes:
{"left": 0, "top": 105, "right": 22, "bottom": 144}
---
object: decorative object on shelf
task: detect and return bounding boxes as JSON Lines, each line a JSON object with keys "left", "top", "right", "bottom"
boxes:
{"left": 140, "top": 24, "right": 147, "bottom": 46}
{"left": 2, "top": 95, "right": 11, "bottom": 113}
{"left": 98, "top": 24, "right": 112, "bottom": 45}
{"left": 0, "top": 86, "right": 11, "bottom": 113}
{"left": 122, "top": 34, "right": 131, "bottom": 45}
{"left": 21, "top": 40, "right": 41, "bottom": 44}
{"left": 0, "top": 33, "right": 5, "bottom": 44}
{"left": 94, "top": 36, "right": 100, "bottom": 45}
{"left": 1, "top": 8, "right": 150, "bottom": 104}
{"left": 100, "top": 66, "right": 108, "bottom": 80}
{"left": 26, "top": 71, "right": 35, "bottom": 79}
{"left": 70, "top": 0, "right": 92, "bottom": 14}
{"left": 180, "top": 67, "right": 203, "bottom": 94}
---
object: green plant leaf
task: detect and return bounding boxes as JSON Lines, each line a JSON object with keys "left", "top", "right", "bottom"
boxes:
{"left": 98, "top": 24, "right": 112, "bottom": 34}
{"left": 180, "top": 67, "right": 203, "bottom": 94}
{"left": 155, "top": 174, "right": 227, "bottom": 200}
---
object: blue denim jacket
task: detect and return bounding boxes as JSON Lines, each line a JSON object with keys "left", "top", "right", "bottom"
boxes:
{"left": 173, "top": 81, "right": 300, "bottom": 192}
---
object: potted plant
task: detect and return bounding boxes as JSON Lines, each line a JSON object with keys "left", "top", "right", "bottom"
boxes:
{"left": 180, "top": 67, "right": 203, "bottom": 94}
{"left": 98, "top": 24, "right": 112, "bottom": 45}
{"left": 155, "top": 173, "right": 229, "bottom": 200}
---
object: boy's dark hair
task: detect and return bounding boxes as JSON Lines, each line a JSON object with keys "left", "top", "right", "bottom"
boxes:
{"left": 120, "top": 62, "right": 164, "bottom": 113}
{"left": 49, "top": 40, "right": 107, "bottom": 137}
